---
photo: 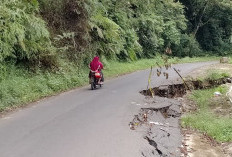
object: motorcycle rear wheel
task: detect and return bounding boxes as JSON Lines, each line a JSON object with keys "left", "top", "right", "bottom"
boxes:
{"left": 91, "top": 82, "right": 94, "bottom": 90}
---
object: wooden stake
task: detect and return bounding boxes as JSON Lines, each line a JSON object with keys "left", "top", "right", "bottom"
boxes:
{"left": 173, "top": 68, "right": 191, "bottom": 91}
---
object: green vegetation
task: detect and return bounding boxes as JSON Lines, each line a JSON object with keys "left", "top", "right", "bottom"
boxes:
{"left": 104, "top": 56, "right": 219, "bottom": 77}
{"left": 180, "top": 0, "right": 232, "bottom": 55}
{"left": 170, "top": 56, "right": 219, "bottom": 64}
{"left": 2, "top": 0, "right": 230, "bottom": 65}
{"left": 182, "top": 86, "right": 232, "bottom": 142}
{"left": 229, "top": 57, "right": 232, "bottom": 64}
{"left": 0, "top": 0, "right": 232, "bottom": 111}
{"left": 0, "top": 63, "right": 87, "bottom": 111}
{"left": 0, "top": 0, "right": 55, "bottom": 66}
{"left": 205, "top": 71, "right": 230, "bottom": 81}
{"left": 0, "top": 56, "right": 217, "bottom": 112}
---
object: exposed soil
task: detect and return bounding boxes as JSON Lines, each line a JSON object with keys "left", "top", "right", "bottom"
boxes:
{"left": 186, "top": 64, "right": 232, "bottom": 80}
{"left": 140, "top": 84, "right": 187, "bottom": 98}
{"left": 180, "top": 92, "right": 232, "bottom": 157}
{"left": 133, "top": 63, "right": 232, "bottom": 157}
{"left": 181, "top": 63, "right": 232, "bottom": 157}
{"left": 210, "top": 95, "right": 232, "bottom": 118}
{"left": 179, "top": 86, "right": 232, "bottom": 117}
{"left": 183, "top": 63, "right": 232, "bottom": 118}
{"left": 140, "top": 77, "right": 232, "bottom": 98}
{"left": 182, "top": 130, "right": 226, "bottom": 157}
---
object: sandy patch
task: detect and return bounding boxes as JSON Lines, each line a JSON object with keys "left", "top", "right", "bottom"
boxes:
{"left": 184, "top": 131, "right": 225, "bottom": 157}
{"left": 182, "top": 63, "right": 232, "bottom": 157}
{"left": 187, "top": 63, "right": 232, "bottom": 80}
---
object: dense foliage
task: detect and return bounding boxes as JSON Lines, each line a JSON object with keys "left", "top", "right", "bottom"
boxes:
{"left": 0, "top": 0, "right": 232, "bottom": 66}
{"left": 0, "top": 0, "right": 55, "bottom": 66}
{"left": 180, "top": 0, "right": 232, "bottom": 55}
{"left": 88, "top": 0, "right": 189, "bottom": 59}
{"left": 1, "top": 0, "right": 231, "bottom": 111}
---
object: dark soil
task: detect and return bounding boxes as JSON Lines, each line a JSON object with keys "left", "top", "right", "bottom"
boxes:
{"left": 140, "top": 77, "right": 232, "bottom": 98}
{"left": 132, "top": 76, "right": 232, "bottom": 157}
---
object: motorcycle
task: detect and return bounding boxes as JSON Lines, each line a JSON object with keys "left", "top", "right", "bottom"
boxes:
{"left": 89, "top": 70, "right": 102, "bottom": 90}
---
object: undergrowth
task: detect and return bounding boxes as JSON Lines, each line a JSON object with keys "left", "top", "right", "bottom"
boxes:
{"left": 0, "top": 56, "right": 218, "bottom": 113}
{"left": 230, "top": 57, "right": 232, "bottom": 64}
{"left": 182, "top": 86, "right": 232, "bottom": 142}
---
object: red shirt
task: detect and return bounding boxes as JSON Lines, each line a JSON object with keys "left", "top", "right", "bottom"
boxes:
{"left": 90, "top": 57, "right": 103, "bottom": 71}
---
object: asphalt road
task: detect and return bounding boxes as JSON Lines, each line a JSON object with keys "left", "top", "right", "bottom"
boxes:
{"left": 0, "top": 61, "right": 217, "bottom": 157}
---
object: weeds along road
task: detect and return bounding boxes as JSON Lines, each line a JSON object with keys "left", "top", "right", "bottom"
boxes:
{"left": 0, "top": 61, "right": 217, "bottom": 157}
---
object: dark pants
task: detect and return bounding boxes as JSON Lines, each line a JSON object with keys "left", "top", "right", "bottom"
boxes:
{"left": 101, "top": 71, "right": 104, "bottom": 82}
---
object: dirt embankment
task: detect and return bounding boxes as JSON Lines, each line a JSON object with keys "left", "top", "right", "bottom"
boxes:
{"left": 181, "top": 63, "right": 232, "bottom": 157}
{"left": 131, "top": 63, "right": 232, "bottom": 157}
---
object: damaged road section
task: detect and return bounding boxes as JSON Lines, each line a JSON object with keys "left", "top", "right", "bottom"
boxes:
{"left": 140, "top": 84, "right": 186, "bottom": 98}
{"left": 130, "top": 98, "right": 182, "bottom": 157}
{"left": 140, "top": 77, "right": 232, "bottom": 98}
{"left": 131, "top": 76, "right": 232, "bottom": 157}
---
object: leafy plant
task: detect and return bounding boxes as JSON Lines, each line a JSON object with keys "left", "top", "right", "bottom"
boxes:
{"left": 0, "top": 0, "right": 55, "bottom": 66}
{"left": 182, "top": 86, "right": 232, "bottom": 142}
{"left": 206, "top": 70, "right": 230, "bottom": 81}
{"left": 180, "top": 0, "right": 232, "bottom": 54}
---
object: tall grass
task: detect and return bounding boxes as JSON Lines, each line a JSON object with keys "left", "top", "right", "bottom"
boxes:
{"left": 229, "top": 57, "right": 232, "bottom": 64}
{"left": 0, "top": 63, "right": 88, "bottom": 111}
{"left": 182, "top": 86, "right": 232, "bottom": 142}
{"left": 182, "top": 111, "right": 232, "bottom": 142}
{"left": 0, "top": 56, "right": 218, "bottom": 112}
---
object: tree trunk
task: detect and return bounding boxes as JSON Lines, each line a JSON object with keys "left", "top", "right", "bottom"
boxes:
{"left": 192, "top": 1, "right": 209, "bottom": 37}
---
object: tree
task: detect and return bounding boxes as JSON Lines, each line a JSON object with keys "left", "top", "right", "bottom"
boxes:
{"left": 0, "top": 0, "right": 55, "bottom": 66}
{"left": 180, "top": 0, "right": 232, "bottom": 53}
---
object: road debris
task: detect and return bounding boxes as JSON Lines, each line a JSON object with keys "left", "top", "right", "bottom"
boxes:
{"left": 129, "top": 122, "right": 135, "bottom": 130}
{"left": 132, "top": 64, "right": 232, "bottom": 157}
{"left": 141, "top": 77, "right": 232, "bottom": 98}
{"left": 214, "top": 91, "right": 222, "bottom": 97}
{"left": 130, "top": 98, "right": 182, "bottom": 156}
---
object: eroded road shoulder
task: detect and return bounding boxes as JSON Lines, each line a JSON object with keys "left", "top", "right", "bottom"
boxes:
{"left": 129, "top": 71, "right": 232, "bottom": 157}
{"left": 129, "top": 95, "right": 182, "bottom": 157}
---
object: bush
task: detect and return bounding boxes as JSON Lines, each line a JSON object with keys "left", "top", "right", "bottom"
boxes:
{"left": 0, "top": 0, "right": 56, "bottom": 66}
{"left": 173, "top": 34, "right": 202, "bottom": 57}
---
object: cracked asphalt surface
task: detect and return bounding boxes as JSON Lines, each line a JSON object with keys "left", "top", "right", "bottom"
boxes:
{"left": 0, "top": 61, "right": 217, "bottom": 157}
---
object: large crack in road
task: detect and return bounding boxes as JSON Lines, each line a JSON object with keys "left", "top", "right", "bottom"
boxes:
{"left": 0, "top": 61, "right": 221, "bottom": 157}
{"left": 130, "top": 96, "right": 182, "bottom": 157}
{"left": 130, "top": 77, "right": 232, "bottom": 157}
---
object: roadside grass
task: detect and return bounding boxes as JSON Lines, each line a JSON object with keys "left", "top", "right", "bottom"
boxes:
{"left": 203, "top": 70, "right": 230, "bottom": 81}
{"left": 0, "top": 64, "right": 89, "bottom": 112}
{"left": 0, "top": 56, "right": 218, "bottom": 113}
{"left": 170, "top": 56, "right": 218, "bottom": 64}
{"left": 206, "top": 71, "right": 230, "bottom": 80}
{"left": 230, "top": 57, "right": 232, "bottom": 64}
{"left": 182, "top": 110, "right": 232, "bottom": 142}
{"left": 104, "top": 56, "right": 219, "bottom": 77}
{"left": 181, "top": 84, "right": 232, "bottom": 142}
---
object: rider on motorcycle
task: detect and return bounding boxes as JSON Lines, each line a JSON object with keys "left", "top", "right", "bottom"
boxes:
{"left": 89, "top": 56, "right": 104, "bottom": 84}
